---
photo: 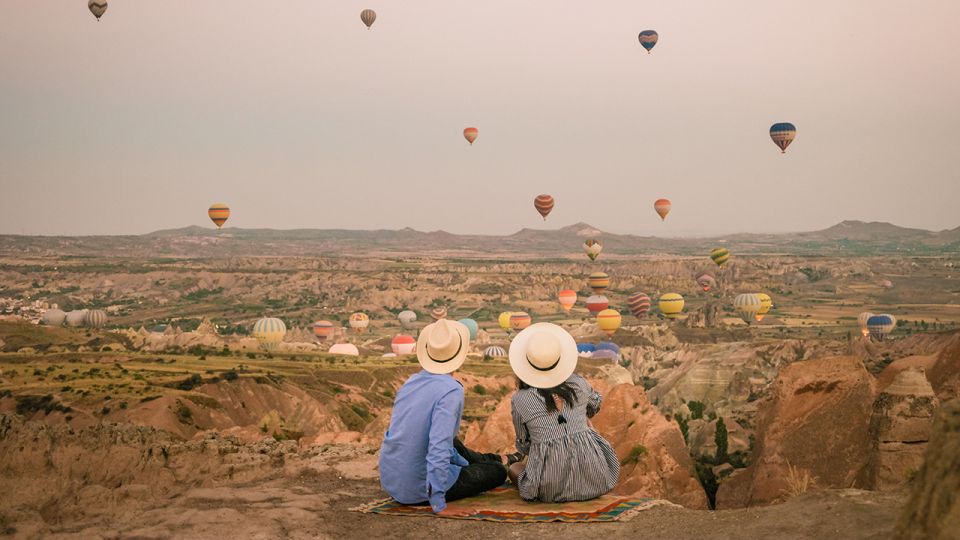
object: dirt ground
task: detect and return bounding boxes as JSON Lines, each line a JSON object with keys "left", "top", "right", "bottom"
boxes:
{"left": 6, "top": 468, "right": 905, "bottom": 540}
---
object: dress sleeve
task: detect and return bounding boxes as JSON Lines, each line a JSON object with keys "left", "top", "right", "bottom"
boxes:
{"left": 426, "top": 387, "right": 464, "bottom": 513}
{"left": 511, "top": 396, "right": 531, "bottom": 456}
{"left": 581, "top": 377, "right": 603, "bottom": 418}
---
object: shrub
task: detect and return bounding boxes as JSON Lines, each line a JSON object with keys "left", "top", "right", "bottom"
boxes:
{"left": 715, "top": 417, "right": 729, "bottom": 463}
{"left": 223, "top": 370, "right": 239, "bottom": 382}
{"left": 687, "top": 400, "right": 705, "bottom": 420}
{"left": 674, "top": 413, "right": 689, "bottom": 443}
{"left": 175, "top": 374, "right": 203, "bottom": 391}
{"left": 472, "top": 384, "right": 487, "bottom": 395}
{"left": 620, "top": 445, "right": 647, "bottom": 466}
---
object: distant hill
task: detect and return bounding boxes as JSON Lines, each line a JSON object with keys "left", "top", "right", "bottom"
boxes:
{"left": 2, "top": 221, "right": 958, "bottom": 259}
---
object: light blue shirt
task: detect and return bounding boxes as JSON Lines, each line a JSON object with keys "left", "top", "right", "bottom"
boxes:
{"left": 378, "top": 370, "right": 469, "bottom": 513}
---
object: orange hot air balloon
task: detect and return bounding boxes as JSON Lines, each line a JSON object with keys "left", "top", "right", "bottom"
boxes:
{"left": 596, "top": 309, "right": 622, "bottom": 337}
{"left": 208, "top": 203, "right": 230, "bottom": 229}
{"left": 312, "top": 320, "right": 335, "bottom": 341}
{"left": 558, "top": 289, "right": 577, "bottom": 312}
{"left": 654, "top": 198, "right": 672, "bottom": 220}
{"left": 463, "top": 127, "right": 478, "bottom": 145}
{"left": 534, "top": 194, "right": 555, "bottom": 220}
{"left": 510, "top": 312, "right": 532, "bottom": 331}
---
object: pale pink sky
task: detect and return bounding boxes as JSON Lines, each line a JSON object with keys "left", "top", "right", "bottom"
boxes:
{"left": 1, "top": 1, "right": 958, "bottom": 236}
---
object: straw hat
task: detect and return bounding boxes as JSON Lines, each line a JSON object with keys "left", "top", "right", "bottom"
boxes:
{"left": 416, "top": 319, "right": 471, "bottom": 374}
{"left": 509, "top": 323, "right": 578, "bottom": 388}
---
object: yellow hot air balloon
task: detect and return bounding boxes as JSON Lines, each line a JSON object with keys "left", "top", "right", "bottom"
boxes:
{"left": 253, "top": 317, "right": 286, "bottom": 350}
{"left": 756, "top": 293, "right": 773, "bottom": 321}
{"left": 596, "top": 309, "right": 622, "bottom": 337}
{"left": 710, "top": 247, "right": 730, "bottom": 267}
{"left": 498, "top": 311, "right": 513, "bottom": 333}
{"left": 587, "top": 271, "right": 610, "bottom": 294}
{"left": 658, "top": 293, "right": 684, "bottom": 319}
{"left": 349, "top": 312, "right": 370, "bottom": 333}
{"left": 208, "top": 203, "right": 230, "bottom": 229}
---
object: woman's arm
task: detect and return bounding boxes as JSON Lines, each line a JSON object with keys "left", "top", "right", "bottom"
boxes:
{"left": 582, "top": 377, "right": 603, "bottom": 418}
{"left": 511, "top": 398, "right": 531, "bottom": 455}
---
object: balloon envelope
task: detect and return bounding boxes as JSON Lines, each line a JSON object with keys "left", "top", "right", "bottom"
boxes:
{"left": 867, "top": 314, "right": 896, "bottom": 341}
{"left": 638, "top": 30, "right": 658, "bottom": 52}
{"left": 463, "top": 127, "right": 478, "bottom": 145}
{"left": 710, "top": 247, "right": 731, "bottom": 267}
{"left": 596, "top": 309, "right": 622, "bottom": 337}
{"left": 498, "top": 312, "right": 513, "bottom": 331}
{"left": 534, "top": 194, "right": 555, "bottom": 220}
{"left": 391, "top": 334, "right": 416, "bottom": 355}
{"left": 510, "top": 312, "right": 532, "bottom": 331}
{"left": 484, "top": 345, "right": 507, "bottom": 358}
{"left": 583, "top": 239, "right": 603, "bottom": 261}
{"left": 858, "top": 312, "right": 875, "bottom": 337}
{"left": 696, "top": 273, "right": 716, "bottom": 292}
{"left": 586, "top": 295, "right": 609, "bottom": 314}
{"left": 430, "top": 307, "right": 448, "bottom": 321}
{"left": 658, "top": 293, "right": 685, "bottom": 319}
{"left": 329, "top": 343, "right": 360, "bottom": 356}
{"left": 457, "top": 318, "right": 479, "bottom": 340}
{"left": 360, "top": 9, "right": 376, "bottom": 28}
{"left": 734, "top": 293, "right": 762, "bottom": 324}
{"left": 756, "top": 293, "right": 773, "bottom": 321}
{"left": 41, "top": 309, "right": 66, "bottom": 326}
{"left": 626, "top": 292, "right": 651, "bottom": 318}
{"left": 769, "top": 122, "right": 797, "bottom": 153}
{"left": 349, "top": 313, "right": 370, "bottom": 333}
{"left": 208, "top": 203, "right": 230, "bottom": 229}
{"left": 654, "top": 198, "right": 672, "bottom": 220}
{"left": 85, "top": 309, "right": 108, "bottom": 328}
{"left": 65, "top": 310, "right": 88, "bottom": 327}
{"left": 588, "top": 272, "right": 610, "bottom": 294}
{"left": 577, "top": 343, "right": 596, "bottom": 354}
{"left": 88, "top": 1, "right": 107, "bottom": 20}
{"left": 253, "top": 318, "right": 286, "bottom": 349}
{"left": 558, "top": 289, "right": 577, "bottom": 312}
{"left": 312, "top": 320, "right": 335, "bottom": 341}
{"left": 398, "top": 310, "right": 417, "bottom": 330}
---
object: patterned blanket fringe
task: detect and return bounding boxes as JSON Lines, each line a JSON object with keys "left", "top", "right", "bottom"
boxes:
{"left": 350, "top": 498, "right": 395, "bottom": 513}
{"left": 615, "top": 499, "right": 683, "bottom": 522}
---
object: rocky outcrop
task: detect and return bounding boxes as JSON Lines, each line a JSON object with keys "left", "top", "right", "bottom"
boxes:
{"left": 895, "top": 399, "right": 960, "bottom": 539}
{"left": 867, "top": 369, "right": 939, "bottom": 492}
{"left": 716, "top": 356, "right": 876, "bottom": 508}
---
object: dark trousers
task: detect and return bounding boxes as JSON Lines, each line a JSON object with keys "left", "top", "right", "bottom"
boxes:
{"left": 444, "top": 439, "right": 507, "bottom": 502}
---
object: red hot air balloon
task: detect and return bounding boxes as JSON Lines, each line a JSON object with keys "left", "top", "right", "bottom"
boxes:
{"left": 534, "top": 194, "right": 555, "bottom": 220}
{"left": 463, "top": 127, "right": 478, "bottom": 145}
{"left": 627, "top": 292, "right": 651, "bottom": 318}
{"left": 654, "top": 199, "right": 672, "bottom": 220}
{"left": 586, "top": 295, "right": 609, "bottom": 314}
{"left": 312, "top": 320, "right": 335, "bottom": 341}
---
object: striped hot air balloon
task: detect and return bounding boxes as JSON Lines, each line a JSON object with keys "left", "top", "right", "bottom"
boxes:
{"left": 208, "top": 203, "right": 230, "bottom": 229}
{"left": 463, "top": 127, "right": 478, "bottom": 145}
{"left": 88, "top": 0, "right": 107, "bottom": 21}
{"left": 498, "top": 312, "right": 514, "bottom": 333}
{"left": 85, "top": 309, "right": 108, "bottom": 328}
{"left": 696, "top": 273, "right": 717, "bottom": 292}
{"left": 627, "top": 292, "right": 651, "bottom": 318}
{"left": 584, "top": 239, "right": 603, "bottom": 261}
{"left": 654, "top": 199, "right": 672, "bottom": 220}
{"left": 510, "top": 312, "right": 532, "bottom": 332}
{"left": 596, "top": 309, "right": 622, "bottom": 337}
{"left": 586, "top": 295, "right": 609, "bottom": 314}
{"left": 534, "top": 194, "right": 555, "bottom": 220}
{"left": 867, "top": 314, "right": 896, "bottom": 341}
{"left": 349, "top": 312, "right": 370, "bottom": 333}
{"left": 253, "top": 318, "right": 287, "bottom": 350}
{"left": 558, "top": 289, "right": 577, "bottom": 313}
{"left": 858, "top": 312, "right": 874, "bottom": 337}
{"left": 710, "top": 247, "right": 731, "bottom": 267}
{"left": 658, "top": 293, "right": 685, "bottom": 319}
{"left": 734, "top": 294, "right": 762, "bottom": 324}
{"left": 588, "top": 271, "right": 610, "bottom": 294}
{"left": 769, "top": 123, "right": 796, "bottom": 153}
{"left": 360, "top": 9, "right": 376, "bottom": 29}
{"left": 756, "top": 293, "right": 773, "bottom": 321}
{"left": 312, "top": 320, "right": 335, "bottom": 341}
{"left": 484, "top": 345, "right": 507, "bottom": 359}
{"left": 391, "top": 334, "right": 416, "bottom": 355}
{"left": 430, "top": 307, "right": 448, "bottom": 321}
{"left": 638, "top": 30, "right": 658, "bottom": 53}
{"left": 457, "top": 318, "right": 479, "bottom": 340}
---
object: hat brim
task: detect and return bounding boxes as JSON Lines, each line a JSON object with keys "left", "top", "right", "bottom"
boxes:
{"left": 509, "top": 323, "right": 579, "bottom": 389}
{"left": 416, "top": 321, "right": 471, "bottom": 374}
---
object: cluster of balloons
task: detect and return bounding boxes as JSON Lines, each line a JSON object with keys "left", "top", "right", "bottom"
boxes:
{"left": 42, "top": 308, "right": 108, "bottom": 328}
{"left": 733, "top": 293, "right": 773, "bottom": 324}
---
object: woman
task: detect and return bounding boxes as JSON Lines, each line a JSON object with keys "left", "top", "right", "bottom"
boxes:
{"left": 507, "top": 323, "right": 620, "bottom": 502}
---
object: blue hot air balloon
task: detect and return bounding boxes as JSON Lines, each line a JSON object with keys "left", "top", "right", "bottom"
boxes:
{"left": 577, "top": 343, "right": 597, "bottom": 354}
{"left": 867, "top": 314, "right": 896, "bottom": 341}
{"left": 638, "top": 30, "right": 659, "bottom": 53}
{"left": 769, "top": 123, "right": 797, "bottom": 153}
{"left": 457, "top": 318, "right": 479, "bottom": 340}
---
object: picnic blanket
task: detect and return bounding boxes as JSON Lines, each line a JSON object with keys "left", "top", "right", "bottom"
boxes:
{"left": 351, "top": 487, "right": 678, "bottom": 523}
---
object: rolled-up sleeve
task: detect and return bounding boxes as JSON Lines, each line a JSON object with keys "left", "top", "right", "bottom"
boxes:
{"left": 511, "top": 399, "right": 531, "bottom": 455}
{"left": 583, "top": 379, "right": 603, "bottom": 418}
{"left": 426, "top": 387, "right": 464, "bottom": 512}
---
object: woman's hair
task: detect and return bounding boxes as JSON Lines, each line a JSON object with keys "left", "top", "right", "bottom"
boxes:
{"left": 517, "top": 378, "right": 578, "bottom": 412}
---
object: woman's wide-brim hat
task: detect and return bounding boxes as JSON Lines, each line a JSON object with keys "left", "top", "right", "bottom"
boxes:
{"left": 416, "top": 319, "right": 471, "bottom": 374}
{"left": 509, "top": 322, "right": 579, "bottom": 388}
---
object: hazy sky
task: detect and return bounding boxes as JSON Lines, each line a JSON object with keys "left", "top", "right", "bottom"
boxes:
{"left": 1, "top": 1, "right": 958, "bottom": 237}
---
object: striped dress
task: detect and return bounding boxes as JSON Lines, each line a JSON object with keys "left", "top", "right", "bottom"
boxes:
{"left": 511, "top": 374, "right": 620, "bottom": 502}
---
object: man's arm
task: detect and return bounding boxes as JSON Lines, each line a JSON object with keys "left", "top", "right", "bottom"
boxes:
{"left": 426, "top": 387, "right": 464, "bottom": 513}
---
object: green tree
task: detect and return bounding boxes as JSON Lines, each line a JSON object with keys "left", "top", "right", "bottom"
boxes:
{"left": 715, "top": 417, "right": 729, "bottom": 463}
{"left": 688, "top": 400, "right": 705, "bottom": 420}
{"left": 674, "top": 413, "right": 689, "bottom": 444}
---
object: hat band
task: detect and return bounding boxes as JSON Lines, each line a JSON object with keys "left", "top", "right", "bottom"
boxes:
{"left": 527, "top": 354, "right": 561, "bottom": 372}
{"left": 427, "top": 335, "right": 462, "bottom": 363}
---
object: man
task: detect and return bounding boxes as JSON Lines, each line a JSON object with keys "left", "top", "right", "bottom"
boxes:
{"left": 379, "top": 318, "right": 507, "bottom": 513}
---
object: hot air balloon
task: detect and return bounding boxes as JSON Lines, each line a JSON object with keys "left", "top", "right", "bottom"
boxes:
{"left": 577, "top": 342, "right": 596, "bottom": 354}
{"left": 498, "top": 312, "right": 513, "bottom": 333}
{"left": 626, "top": 292, "right": 651, "bottom": 319}
{"left": 253, "top": 317, "right": 287, "bottom": 350}
{"left": 584, "top": 239, "right": 603, "bottom": 261}
{"left": 41, "top": 309, "right": 66, "bottom": 326}
{"left": 430, "top": 307, "right": 448, "bottom": 321}
{"left": 588, "top": 271, "right": 610, "bottom": 294}
{"left": 756, "top": 293, "right": 773, "bottom": 322}
{"left": 654, "top": 199, "right": 672, "bottom": 220}
{"left": 360, "top": 9, "right": 376, "bottom": 29}
{"left": 457, "top": 318, "right": 479, "bottom": 340}
{"left": 734, "top": 294, "right": 762, "bottom": 324}
{"left": 484, "top": 345, "right": 507, "bottom": 359}
{"left": 586, "top": 295, "right": 609, "bottom": 314}
{"left": 312, "top": 320, "right": 335, "bottom": 341}
{"left": 658, "top": 293, "right": 685, "bottom": 319}
{"left": 857, "top": 312, "right": 874, "bottom": 337}
{"left": 638, "top": 30, "right": 658, "bottom": 53}
{"left": 867, "top": 314, "right": 896, "bottom": 341}
{"left": 208, "top": 203, "right": 230, "bottom": 229}
{"left": 558, "top": 289, "right": 577, "bottom": 313}
{"left": 463, "top": 127, "right": 478, "bottom": 145}
{"left": 391, "top": 334, "right": 416, "bottom": 355}
{"left": 696, "top": 273, "right": 717, "bottom": 292}
{"left": 510, "top": 312, "right": 532, "bottom": 332}
{"left": 329, "top": 343, "right": 360, "bottom": 356}
{"left": 398, "top": 310, "right": 417, "bottom": 330}
{"left": 88, "top": 1, "right": 107, "bottom": 21}
{"left": 710, "top": 247, "right": 730, "bottom": 267}
{"left": 85, "top": 309, "right": 107, "bottom": 328}
{"left": 596, "top": 309, "right": 622, "bottom": 337}
{"left": 349, "top": 312, "right": 370, "bottom": 333}
{"left": 65, "top": 310, "right": 88, "bottom": 327}
{"left": 769, "top": 123, "right": 796, "bottom": 153}
{"left": 534, "top": 194, "right": 555, "bottom": 220}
